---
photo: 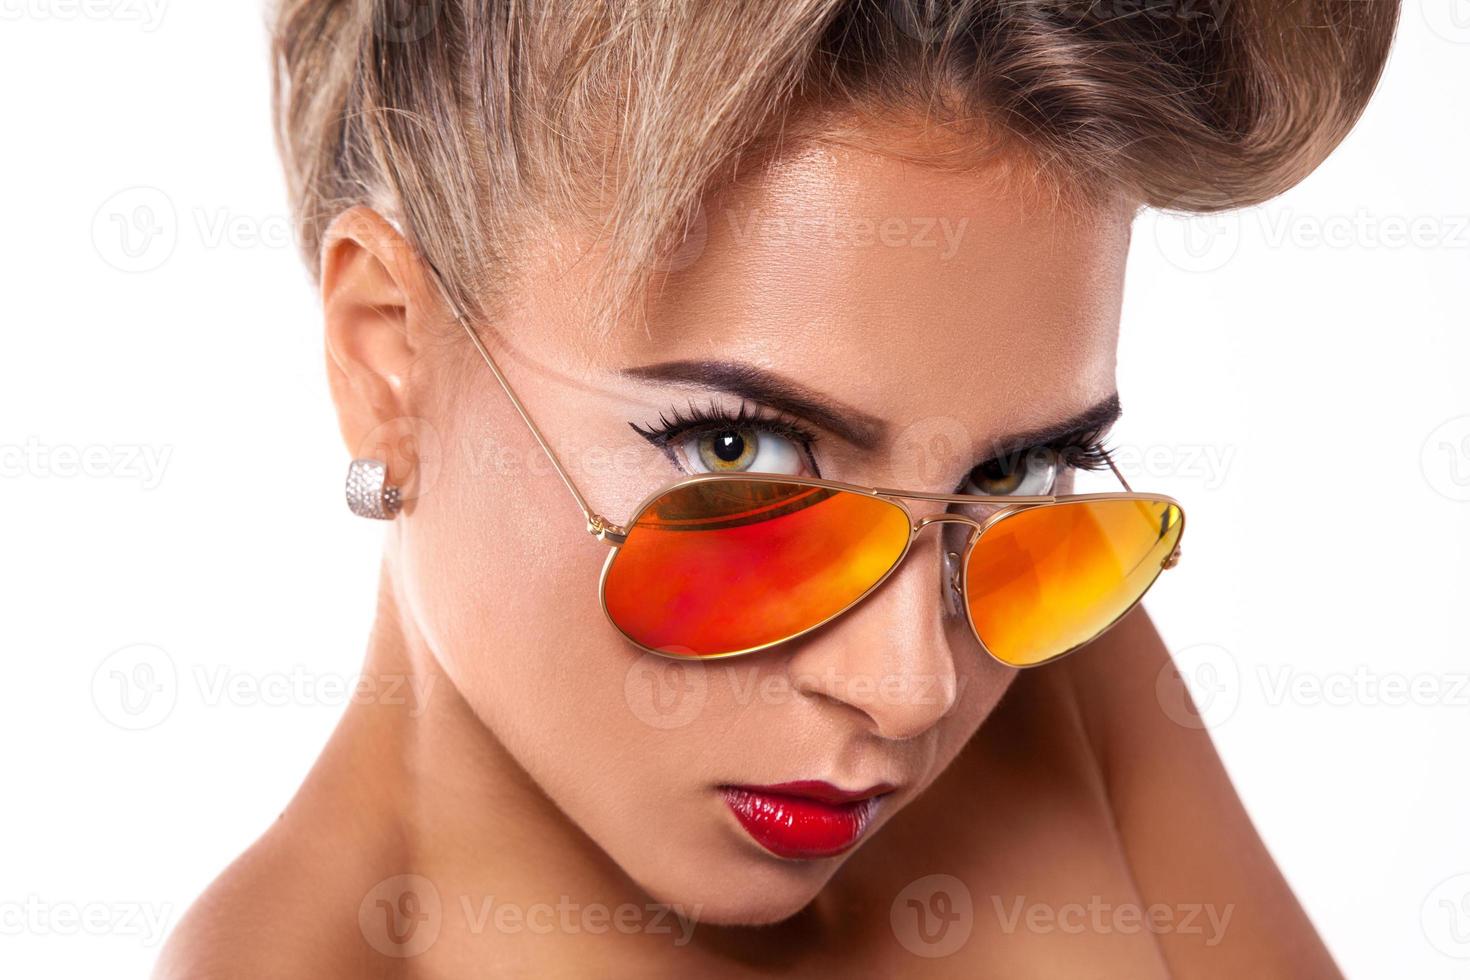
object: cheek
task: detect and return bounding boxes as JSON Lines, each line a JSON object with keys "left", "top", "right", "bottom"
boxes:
{"left": 933, "top": 613, "right": 1019, "bottom": 756}
{"left": 391, "top": 419, "right": 720, "bottom": 830}
{"left": 396, "top": 426, "right": 621, "bottom": 735}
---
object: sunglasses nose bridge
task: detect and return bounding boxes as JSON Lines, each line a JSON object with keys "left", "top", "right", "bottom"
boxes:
{"left": 909, "top": 512, "right": 984, "bottom": 538}
{"left": 905, "top": 513, "right": 982, "bottom": 612}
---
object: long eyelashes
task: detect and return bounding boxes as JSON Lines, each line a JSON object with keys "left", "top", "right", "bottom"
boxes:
{"left": 629, "top": 399, "right": 818, "bottom": 450}
{"left": 629, "top": 398, "right": 1117, "bottom": 481}
{"left": 1060, "top": 433, "right": 1116, "bottom": 472}
{"left": 1012, "top": 429, "right": 1116, "bottom": 474}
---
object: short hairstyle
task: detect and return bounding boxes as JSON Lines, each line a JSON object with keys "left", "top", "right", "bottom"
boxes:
{"left": 270, "top": 0, "right": 1399, "bottom": 328}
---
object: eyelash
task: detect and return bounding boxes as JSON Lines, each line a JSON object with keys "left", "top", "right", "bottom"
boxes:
{"left": 629, "top": 401, "right": 1116, "bottom": 482}
{"left": 990, "top": 429, "right": 1116, "bottom": 474}
{"left": 629, "top": 400, "right": 820, "bottom": 469}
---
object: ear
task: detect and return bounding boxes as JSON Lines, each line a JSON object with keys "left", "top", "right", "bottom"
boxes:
{"left": 320, "top": 207, "right": 439, "bottom": 495}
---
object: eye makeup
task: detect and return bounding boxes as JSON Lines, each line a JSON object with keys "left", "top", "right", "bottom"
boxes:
{"left": 630, "top": 395, "right": 1119, "bottom": 495}
{"left": 630, "top": 399, "right": 822, "bottom": 475}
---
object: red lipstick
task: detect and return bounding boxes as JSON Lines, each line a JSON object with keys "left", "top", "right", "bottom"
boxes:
{"left": 721, "top": 781, "right": 891, "bottom": 860}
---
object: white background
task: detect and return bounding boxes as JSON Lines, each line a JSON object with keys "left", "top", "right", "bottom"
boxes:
{"left": 1, "top": 3, "right": 1466, "bottom": 978}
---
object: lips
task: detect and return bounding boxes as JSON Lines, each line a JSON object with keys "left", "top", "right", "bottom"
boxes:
{"left": 721, "top": 781, "right": 891, "bottom": 860}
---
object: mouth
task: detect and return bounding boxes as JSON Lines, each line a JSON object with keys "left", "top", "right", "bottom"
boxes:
{"left": 720, "top": 781, "right": 894, "bottom": 860}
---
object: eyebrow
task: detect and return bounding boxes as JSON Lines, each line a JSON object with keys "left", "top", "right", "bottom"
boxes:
{"left": 620, "top": 358, "right": 1121, "bottom": 464}
{"left": 620, "top": 359, "right": 889, "bottom": 449}
{"left": 983, "top": 393, "right": 1122, "bottom": 461}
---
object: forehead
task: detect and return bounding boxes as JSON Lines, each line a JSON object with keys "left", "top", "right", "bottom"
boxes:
{"left": 536, "top": 137, "right": 1131, "bottom": 471}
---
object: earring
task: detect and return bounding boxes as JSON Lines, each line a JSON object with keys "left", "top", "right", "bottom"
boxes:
{"left": 345, "top": 459, "right": 403, "bottom": 520}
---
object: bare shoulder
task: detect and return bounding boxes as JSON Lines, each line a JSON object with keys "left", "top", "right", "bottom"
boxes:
{"left": 1060, "top": 607, "right": 1344, "bottom": 978}
{"left": 153, "top": 801, "right": 405, "bottom": 980}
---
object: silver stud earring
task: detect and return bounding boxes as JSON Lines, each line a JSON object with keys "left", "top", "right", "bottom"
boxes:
{"left": 345, "top": 459, "right": 403, "bottom": 520}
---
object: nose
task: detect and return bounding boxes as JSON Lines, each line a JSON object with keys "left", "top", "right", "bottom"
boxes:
{"left": 784, "top": 519, "right": 969, "bottom": 741}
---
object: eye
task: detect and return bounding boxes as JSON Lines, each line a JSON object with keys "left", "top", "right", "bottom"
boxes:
{"left": 963, "top": 447, "right": 1058, "bottom": 496}
{"left": 630, "top": 401, "right": 819, "bottom": 477}
{"left": 678, "top": 426, "right": 803, "bottom": 475}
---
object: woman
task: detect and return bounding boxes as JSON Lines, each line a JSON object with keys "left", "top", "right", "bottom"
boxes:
{"left": 157, "top": 1, "right": 1397, "bottom": 975}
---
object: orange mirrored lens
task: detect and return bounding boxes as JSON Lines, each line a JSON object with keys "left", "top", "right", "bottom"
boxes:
{"left": 965, "top": 497, "right": 1183, "bottom": 667}
{"left": 602, "top": 479, "right": 912, "bottom": 657}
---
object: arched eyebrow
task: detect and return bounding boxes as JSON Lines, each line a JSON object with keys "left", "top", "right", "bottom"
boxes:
{"left": 621, "top": 358, "right": 1120, "bottom": 461}
{"left": 982, "top": 393, "right": 1122, "bottom": 462}
{"left": 621, "top": 360, "right": 888, "bottom": 449}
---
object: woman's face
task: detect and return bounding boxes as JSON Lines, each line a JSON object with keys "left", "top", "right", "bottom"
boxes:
{"left": 389, "top": 136, "right": 1131, "bottom": 924}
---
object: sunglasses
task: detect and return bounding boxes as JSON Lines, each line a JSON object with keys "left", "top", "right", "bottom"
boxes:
{"left": 452, "top": 311, "right": 1184, "bottom": 669}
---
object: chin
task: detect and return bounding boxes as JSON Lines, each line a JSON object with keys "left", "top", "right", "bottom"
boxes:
{"left": 631, "top": 850, "right": 844, "bottom": 927}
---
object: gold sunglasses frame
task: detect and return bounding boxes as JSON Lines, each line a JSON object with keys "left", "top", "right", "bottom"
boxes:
{"left": 593, "top": 471, "right": 1183, "bottom": 667}
{"left": 448, "top": 304, "right": 1184, "bottom": 669}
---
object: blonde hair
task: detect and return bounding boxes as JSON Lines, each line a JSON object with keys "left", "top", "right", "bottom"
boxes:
{"left": 270, "top": 0, "right": 1398, "bottom": 329}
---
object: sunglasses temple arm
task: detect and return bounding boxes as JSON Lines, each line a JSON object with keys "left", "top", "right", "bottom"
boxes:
{"left": 421, "top": 261, "right": 623, "bottom": 541}
{"left": 1099, "top": 447, "right": 1184, "bottom": 568}
{"left": 1103, "top": 449, "right": 1133, "bottom": 492}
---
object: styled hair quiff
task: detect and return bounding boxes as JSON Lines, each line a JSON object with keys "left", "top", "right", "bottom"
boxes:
{"left": 270, "top": 0, "right": 1399, "bottom": 327}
